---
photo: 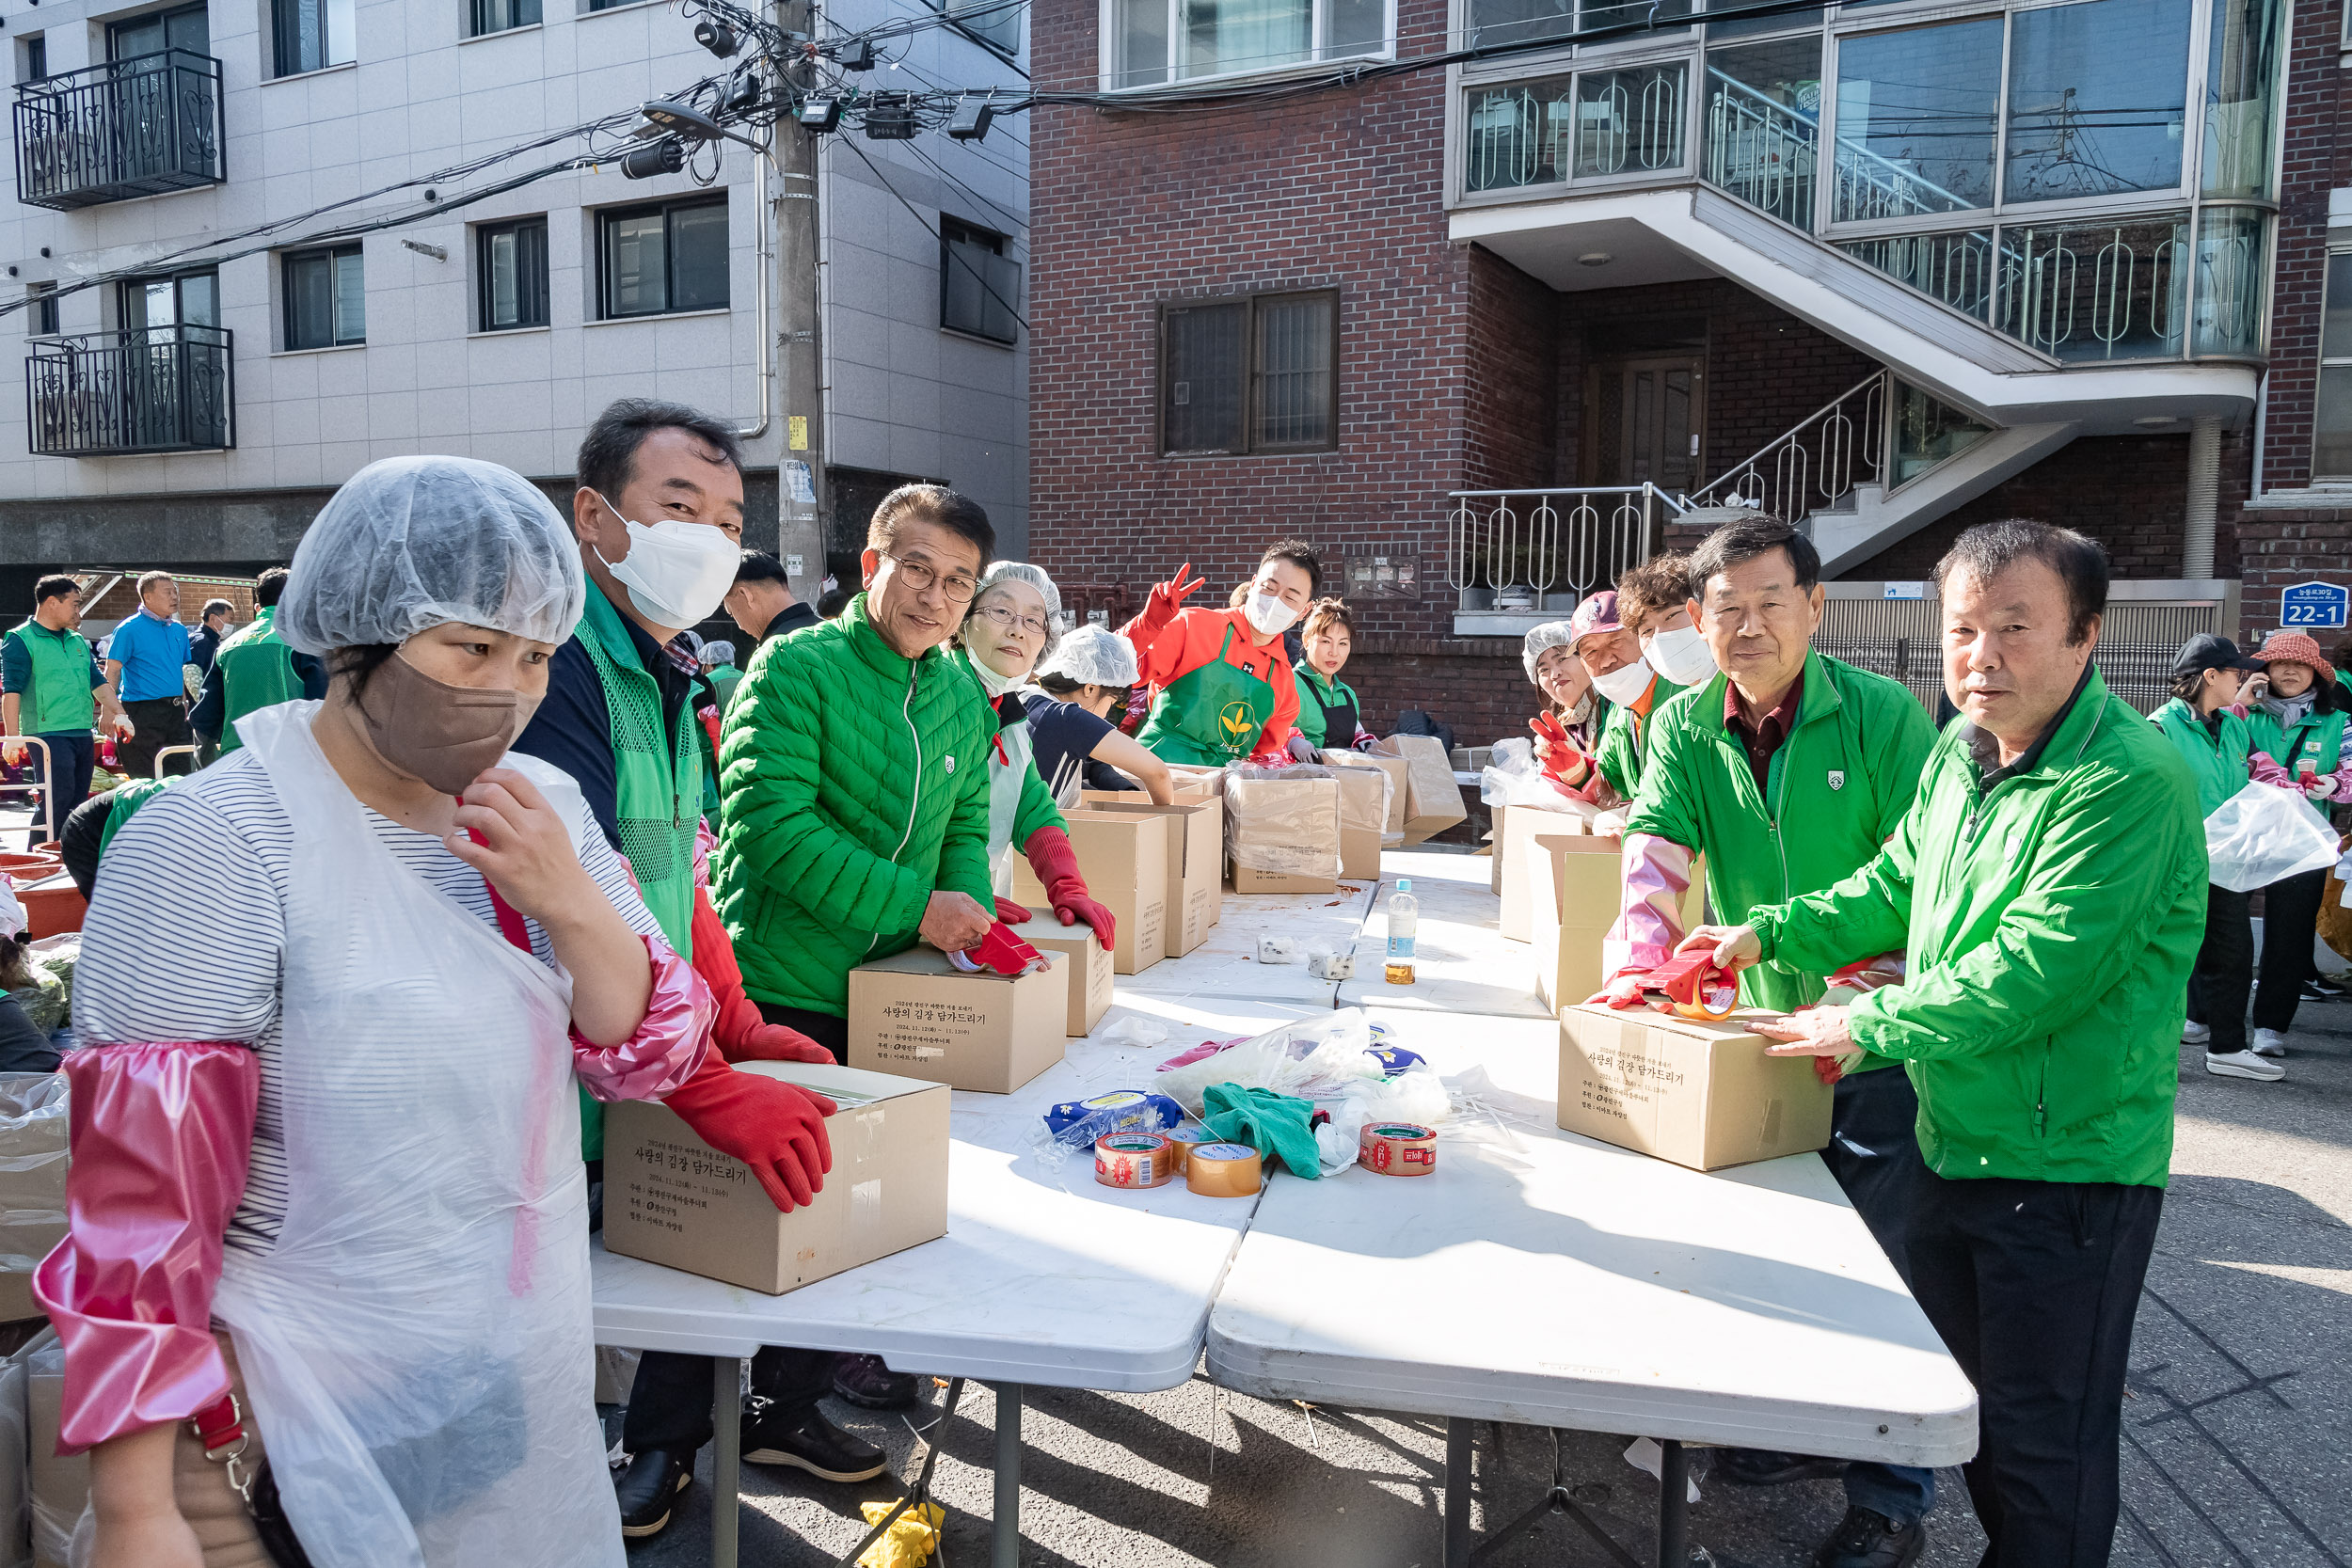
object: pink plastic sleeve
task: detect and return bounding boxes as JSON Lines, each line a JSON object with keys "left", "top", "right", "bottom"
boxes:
{"left": 1602, "top": 832, "right": 1696, "bottom": 982}
{"left": 33, "top": 1041, "right": 258, "bottom": 1454}
{"left": 2323, "top": 761, "right": 2352, "bottom": 805}
{"left": 570, "top": 936, "right": 715, "bottom": 1102}
{"left": 2248, "top": 751, "right": 2295, "bottom": 790}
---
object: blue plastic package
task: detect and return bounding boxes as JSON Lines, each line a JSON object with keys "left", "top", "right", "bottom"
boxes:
{"left": 1365, "top": 1045, "right": 1424, "bottom": 1077}
{"left": 1042, "top": 1089, "right": 1185, "bottom": 1150}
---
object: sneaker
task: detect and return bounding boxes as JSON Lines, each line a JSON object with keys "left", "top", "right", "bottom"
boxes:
{"left": 612, "top": 1449, "right": 694, "bottom": 1539}
{"left": 833, "top": 1352, "right": 924, "bottom": 1411}
{"left": 2252, "top": 1028, "right": 2288, "bottom": 1057}
{"left": 1708, "top": 1448, "right": 1849, "bottom": 1486}
{"left": 739, "top": 1398, "right": 888, "bottom": 1482}
{"left": 2205, "top": 1049, "right": 2285, "bottom": 1082}
{"left": 2180, "top": 1020, "right": 2211, "bottom": 1045}
{"left": 1813, "top": 1506, "right": 1926, "bottom": 1568}
{"left": 2302, "top": 978, "right": 2344, "bottom": 1002}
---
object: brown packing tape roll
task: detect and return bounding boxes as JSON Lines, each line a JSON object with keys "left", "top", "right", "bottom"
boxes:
{"left": 1360, "top": 1121, "right": 1438, "bottom": 1177}
{"left": 1185, "top": 1142, "right": 1263, "bottom": 1197}
{"left": 1165, "top": 1125, "right": 1212, "bottom": 1174}
{"left": 1094, "top": 1132, "right": 1175, "bottom": 1189}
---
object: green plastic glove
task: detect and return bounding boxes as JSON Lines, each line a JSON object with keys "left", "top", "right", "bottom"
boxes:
{"left": 1200, "top": 1083, "right": 1322, "bottom": 1179}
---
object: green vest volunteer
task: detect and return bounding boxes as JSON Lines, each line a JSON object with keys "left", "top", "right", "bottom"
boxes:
{"left": 198, "top": 607, "right": 314, "bottom": 754}
{"left": 1292, "top": 663, "right": 1364, "bottom": 752}
{"left": 2150, "top": 695, "right": 2255, "bottom": 816}
{"left": 1121, "top": 546, "right": 1318, "bottom": 765}
{"left": 4, "top": 618, "right": 99, "bottom": 736}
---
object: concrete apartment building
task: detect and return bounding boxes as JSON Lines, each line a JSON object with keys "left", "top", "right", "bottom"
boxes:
{"left": 1026, "top": 0, "right": 2348, "bottom": 745}
{"left": 0, "top": 0, "right": 1029, "bottom": 611}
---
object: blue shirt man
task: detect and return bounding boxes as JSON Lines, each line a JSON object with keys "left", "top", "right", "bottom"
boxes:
{"left": 102, "top": 573, "right": 198, "bottom": 779}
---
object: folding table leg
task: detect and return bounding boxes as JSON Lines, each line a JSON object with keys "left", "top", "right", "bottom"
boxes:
{"left": 1443, "top": 1418, "right": 1473, "bottom": 1568}
{"left": 712, "top": 1356, "right": 743, "bottom": 1568}
{"left": 993, "top": 1383, "right": 1024, "bottom": 1568}
{"left": 1656, "top": 1439, "right": 1688, "bottom": 1568}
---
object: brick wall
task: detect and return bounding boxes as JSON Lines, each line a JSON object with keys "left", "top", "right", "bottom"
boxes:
{"left": 2239, "top": 506, "right": 2352, "bottom": 645}
{"left": 2245, "top": 0, "right": 2344, "bottom": 496}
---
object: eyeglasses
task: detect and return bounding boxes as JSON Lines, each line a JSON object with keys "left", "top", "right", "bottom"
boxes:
{"left": 879, "top": 550, "right": 979, "bottom": 604}
{"left": 971, "top": 602, "right": 1051, "bottom": 638}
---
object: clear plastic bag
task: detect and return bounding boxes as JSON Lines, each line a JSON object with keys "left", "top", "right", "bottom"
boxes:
{"left": 1480, "top": 738, "right": 1606, "bottom": 819}
{"left": 2203, "top": 784, "right": 2341, "bottom": 893}
{"left": 1221, "top": 768, "right": 1342, "bottom": 878}
{"left": 1154, "top": 1009, "right": 1386, "bottom": 1114}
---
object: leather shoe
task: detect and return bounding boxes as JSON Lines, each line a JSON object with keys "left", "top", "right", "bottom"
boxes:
{"left": 1814, "top": 1506, "right": 1926, "bottom": 1568}
{"left": 833, "top": 1352, "right": 925, "bottom": 1410}
{"left": 740, "top": 1397, "right": 888, "bottom": 1482}
{"left": 1709, "top": 1448, "right": 1849, "bottom": 1486}
{"left": 613, "top": 1448, "right": 694, "bottom": 1539}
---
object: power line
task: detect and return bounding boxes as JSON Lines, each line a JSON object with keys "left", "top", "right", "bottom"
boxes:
{"left": 836, "top": 130, "right": 1031, "bottom": 333}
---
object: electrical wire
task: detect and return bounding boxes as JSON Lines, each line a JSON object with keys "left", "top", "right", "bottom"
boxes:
{"left": 836, "top": 131, "right": 1031, "bottom": 332}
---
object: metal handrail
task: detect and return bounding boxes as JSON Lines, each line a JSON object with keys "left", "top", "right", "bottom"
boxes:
{"left": 151, "top": 743, "right": 199, "bottom": 779}
{"left": 0, "top": 736, "right": 57, "bottom": 845}
{"left": 1685, "top": 369, "right": 1891, "bottom": 515}
{"left": 1444, "top": 483, "right": 1683, "bottom": 605}
{"left": 26, "top": 323, "right": 236, "bottom": 456}
{"left": 12, "top": 47, "right": 226, "bottom": 210}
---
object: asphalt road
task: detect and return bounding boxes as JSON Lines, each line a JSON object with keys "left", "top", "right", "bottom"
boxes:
{"left": 628, "top": 987, "right": 2352, "bottom": 1568}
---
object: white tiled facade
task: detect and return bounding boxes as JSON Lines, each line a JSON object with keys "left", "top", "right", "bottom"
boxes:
{"left": 0, "top": 0, "right": 1027, "bottom": 563}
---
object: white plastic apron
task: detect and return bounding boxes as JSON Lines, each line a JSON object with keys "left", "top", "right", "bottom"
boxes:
{"left": 987, "top": 715, "right": 1037, "bottom": 898}
{"left": 211, "top": 702, "right": 622, "bottom": 1568}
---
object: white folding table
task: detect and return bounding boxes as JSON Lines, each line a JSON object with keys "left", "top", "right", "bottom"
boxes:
{"left": 592, "top": 991, "right": 1328, "bottom": 1568}
{"left": 1337, "top": 856, "right": 1552, "bottom": 1021}
{"left": 1113, "top": 876, "right": 1376, "bottom": 1005}
{"left": 1206, "top": 1012, "right": 1978, "bottom": 1567}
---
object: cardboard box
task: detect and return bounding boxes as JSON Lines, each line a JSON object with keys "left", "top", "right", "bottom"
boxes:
{"left": 1556, "top": 1006, "right": 1833, "bottom": 1171}
{"left": 1488, "top": 803, "right": 1507, "bottom": 894}
{"left": 1225, "top": 774, "right": 1340, "bottom": 895}
{"left": 847, "top": 944, "right": 1069, "bottom": 1092}
{"left": 1374, "top": 735, "right": 1468, "bottom": 845}
{"left": 604, "top": 1060, "right": 950, "bottom": 1293}
{"left": 1321, "top": 750, "right": 1408, "bottom": 843}
{"left": 1500, "top": 805, "right": 1593, "bottom": 942}
{"left": 1007, "top": 916, "right": 1114, "bottom": 1037}
{"left": 1529, "top": 838, "right": 1706, "bottom": 1011}
{"left": 1326, "top": 764, "right": 1389, "bottom": 879}
{"left": 1079, "top": 796, "right": 1224, "bottom": 954}
{"left": 1011, "top": 809, "right": 1169, "bottom": 974}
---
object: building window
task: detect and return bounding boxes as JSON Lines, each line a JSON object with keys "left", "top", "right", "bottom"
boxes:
{"left": 274, "top": 0, "right": 356, "bottom": 76}
{"left": 19, "top": 35, "right": 47, "bottom": 83}
{"left": 940, "top": 217, "right": 1020, "bottom": 344}
{"left": 470, "top": 0, "right": 542, "bottom": 32}
{"left": 477, "top": 217, "right": 549, "bottom": 331}
{"left": 24, "top": 283, "right": 57, "bottom": 338}
{"left": 598, "top": 198, "right": 728, "bottom": 319}
{"left": 932, "top": 0, "right": 1021, "bottom": 55}
{"left": 122, "top": 269, "right": 219, "bottom": 334}
{"left": 1157, "top": 290, "right": 1337, "bottom": 456}
{"left": 2315, "top": 253, "right": 2352, "bottom": 480}
{"left": 1110, "top": 0, "right": 1387, "bottom": 87}
{"left": 283, "top": 245, "right": 365, "bottom": 350}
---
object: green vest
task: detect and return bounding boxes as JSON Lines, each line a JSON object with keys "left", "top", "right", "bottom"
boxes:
{"left": 6, "top": 620, "right": 96, "bottom": 736}
{"left": 97, "top": 778, "right": 175, "bottom": 856}
{"left": 213, "top": 608, "right": 307, "bottom": 755}
{"left": 2150, "top": 699, "right": 2253, "bottom": 818}
{"left": 2243, "top": 702, "right": 2346, "bottom": 826}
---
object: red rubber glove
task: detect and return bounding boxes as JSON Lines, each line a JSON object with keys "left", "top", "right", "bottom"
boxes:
{"left": 660, "top": 1048, "right": 835, "bottom": 1212}
{"left": 690, "top": 887, "right": 834, "bottom": 1065}
{"left": 1023, "top": 825, "right": 1117, "bottom": 952}
{"left": 1135, "top": 562, "right": 1207, "bottom": 640}
{"left": 994, "top": 895, "right": 1035, "bottom": 925}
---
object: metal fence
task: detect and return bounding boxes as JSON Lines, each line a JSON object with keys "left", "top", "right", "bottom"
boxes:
{"left": 14, "top": 49, "right": 225, "bottom": 210}
{"left": 1446, "top": 484, "right": 1677, "bottom": 609}
{"left": 27, "top": 324, "right": 235, "bottom": 455}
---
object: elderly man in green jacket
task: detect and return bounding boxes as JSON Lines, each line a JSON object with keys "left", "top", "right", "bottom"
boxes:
{"left": 1692, "top": 519, "right": 2202, "bottom": 1568}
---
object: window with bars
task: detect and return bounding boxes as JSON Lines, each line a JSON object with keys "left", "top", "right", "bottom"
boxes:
{"left": 477, "top": 217, "right": 549, "bottom": 331}
{"left": 598, "top": 198, "right": 729, "bottom": 319}
{"left": 940, "top": 216, "right": 1021, "bottom": 344}
{"left": 1157, "top": 290, "right": 1338, "bottom": 456}
{"left": 283, "top": 244, "right": 364, "bottom": 350}
{"left": 2315, "top": 252, "right": 2352, "bottom": 481}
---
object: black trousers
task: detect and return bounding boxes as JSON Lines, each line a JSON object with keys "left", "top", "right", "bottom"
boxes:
{"left": 2251, "top": 868, "right": 2327, "bottom": 1033}
{"left": 2187, "top": 883, "right": 2253, "bottom": 1053}
{"left": 118, "top": 697, "right": 194, "bottom": 781}
{"left": 1905, "top": 1173, "right": 2163, "bottom": 1568}
{"left": 24, "top": 731, "right": 92, "bottom": 848}
{"left": 620, "top": 1003, "right": 852, "bottom": 1453}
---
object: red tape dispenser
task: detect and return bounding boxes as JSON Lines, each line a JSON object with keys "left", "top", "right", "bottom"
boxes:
{"left": 1632, "top": 949, "right": 1740, "bottom": 1021}
{"left": 946, "top": 922, "right": 1053, "bottom": 977}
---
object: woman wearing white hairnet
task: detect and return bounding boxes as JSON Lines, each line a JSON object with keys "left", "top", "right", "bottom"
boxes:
{"left": 1522, "top": 619, "right": 1613, "bottom": 804}
{"left": 40, "top": 456, "right": 826, "bottom": 1568}
{"left": 1030, "top": 625, "right": 1176, "bottom": 808}
{"left": 948, "top": 562, "right": 1117, "bottom": 950}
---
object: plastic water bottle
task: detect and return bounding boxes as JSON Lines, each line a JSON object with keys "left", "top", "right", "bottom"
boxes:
{"left": 1384, "top": 879, "right": 1419, "bottom": 986}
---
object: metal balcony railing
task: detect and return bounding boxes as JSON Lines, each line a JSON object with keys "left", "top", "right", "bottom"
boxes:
{"left": 14, "top": 50, "right": 226, "bottom": 211}
{"left": 1686, "top": 370, "right": 1889, "bottom": 520}
{"left": 27, "top": 325, "right": 235, "bottom": 455}
{"left": 1704, "top": 70, "right": 1816, "bottom": 231}
{"left": 1445, "top": 483, "right": 1682, "bottom": 609}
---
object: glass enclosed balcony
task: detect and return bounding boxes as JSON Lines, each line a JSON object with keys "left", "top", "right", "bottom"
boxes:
{"left": 13, "top": 50, "right": 226, "bottom": 210}
{"left": 1454, "top": 0, "right": 2281, "bottom": 363}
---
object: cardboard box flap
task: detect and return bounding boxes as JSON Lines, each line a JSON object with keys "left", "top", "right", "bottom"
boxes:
{"left": 736, "top": 1057, "right": 948, "bottom": 1103}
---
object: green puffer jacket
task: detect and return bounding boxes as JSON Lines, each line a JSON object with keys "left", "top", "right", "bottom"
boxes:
{"left": 1746, "top": 667, "right": 2204, "bottom": 1188}
{"left": 713, "top": 592, "right": 996, "bottom": 1016}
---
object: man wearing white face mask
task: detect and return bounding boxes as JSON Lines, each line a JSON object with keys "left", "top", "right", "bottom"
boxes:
{"left": 1570, "top": 590, "right": 1677, "bottom": 803}
{"left": 1120, "top": 538, "right": 1317, "bottom": 766}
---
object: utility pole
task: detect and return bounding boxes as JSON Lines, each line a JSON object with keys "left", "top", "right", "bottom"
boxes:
{"left": 773, "top": 0, "right": 828, "bottom": 603}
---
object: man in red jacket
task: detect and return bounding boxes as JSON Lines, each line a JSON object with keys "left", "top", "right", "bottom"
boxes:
{"left": 1121, "top": 539, "right": 1318, "bottom": 765}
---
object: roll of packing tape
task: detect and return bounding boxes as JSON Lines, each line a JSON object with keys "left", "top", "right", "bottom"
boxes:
{"left": 1359, "top": 1121, "right": 1438, "bottom": 1177}
{"left": 1185, "top": 1142, "right": 1263, "bottom": 1197}
{"left": 1094, "top": 1132, "right": 1175, "bottom": 1189}
{"left": 1166, "top": 1125, "right": 1213, "bottom": 1173}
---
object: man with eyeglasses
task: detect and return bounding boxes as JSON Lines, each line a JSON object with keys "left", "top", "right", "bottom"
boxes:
{"left": 713, "top": 480, "right": 999, "bottom": 1416}
{"left": 1121, "top": 538, "right": 1320, "bottom": 765}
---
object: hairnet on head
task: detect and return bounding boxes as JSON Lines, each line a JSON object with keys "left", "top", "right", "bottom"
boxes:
{"left": 1522, "top": 619, "right": 1578, "bottom": 684}
{"left": 971, "top": 561, "right": 1064, "bottom": 659}
{"left": 278, "top": 455, "right": 586, "bottom": 656}
{"left": 1037, "top": 623, "right": 1137, "bottom": 689}
{"left": 702, "top": 639, "right": 738, "bottom": 667}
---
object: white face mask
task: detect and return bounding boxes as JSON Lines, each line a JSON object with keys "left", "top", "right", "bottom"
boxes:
{"left": 592, "top": 493, "right": 739, "bottom": 630}
{"left": 1643, "top": 622, "right": 1717, "bottom": 687}
{"left": 1590, "top": 657, "right": 1656, "bottom": 705}
{"left": 1243, "top": 591, "right": 1298, "bottom": 637}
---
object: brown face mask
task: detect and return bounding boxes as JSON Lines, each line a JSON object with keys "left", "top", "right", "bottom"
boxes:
{"left": 356, "top": 651, "right": 542, "bottom": 797}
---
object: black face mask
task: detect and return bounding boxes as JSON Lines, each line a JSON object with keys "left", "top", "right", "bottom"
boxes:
{"left": 357, "top": 653, "right": 541, "bottom": 796}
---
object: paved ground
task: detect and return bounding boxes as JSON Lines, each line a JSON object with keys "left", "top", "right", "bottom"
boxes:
{"left": 629, "top": 986, "right": 2352, "bottom": 1568}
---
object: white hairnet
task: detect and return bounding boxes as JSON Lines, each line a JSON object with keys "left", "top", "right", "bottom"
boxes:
{"left": 702, "top": 640, "right": 738, "bottom": 667}
{"left": 1036, "top": 623, "right": 1138, "bottom": 689}
{"left": 278, "top": 455, "right": 585, "bottom": 656}
{"left": 1522, "top": 619, "right": 1578, "bottom": 684}
{"left": 973, "top": 561, "right": 1064, "bottom": 659}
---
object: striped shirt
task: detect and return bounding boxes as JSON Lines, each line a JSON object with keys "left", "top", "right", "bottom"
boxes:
{"left": 73, "top": 747, "right": 661, "bottom": 1259}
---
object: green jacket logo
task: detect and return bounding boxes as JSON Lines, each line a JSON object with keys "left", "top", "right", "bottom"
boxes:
{"left": 1218, "top": 701, "right": 1258, "bottom": 740}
